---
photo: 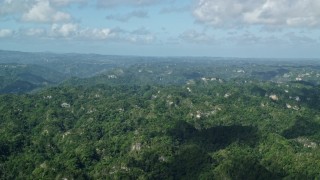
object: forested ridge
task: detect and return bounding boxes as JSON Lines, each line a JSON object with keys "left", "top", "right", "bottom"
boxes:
{"left": 0, "top": 52, "right": 320, "bottom": 179}
{"left": 1, "top": 79, "right": 320, "bottom": 179}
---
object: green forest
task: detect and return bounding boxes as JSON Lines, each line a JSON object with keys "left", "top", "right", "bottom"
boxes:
{"left": 0, "top": 51, "right": 320, "bottom": 179}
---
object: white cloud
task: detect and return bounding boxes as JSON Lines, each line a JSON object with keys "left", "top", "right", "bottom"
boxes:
{"left": 19, "top": 24, "right": 114, "bottom": 40}
{"left": 284, "top": 32, "right": 318, "bottom": 44}
{"left": 126, "top": 34, "right": 155, "bottom": 43}
{"left": 125, "top": 27, "right": 155, "bottom": 43}
{"left": 223, "top": 30, "right": 320, "bottom": 46}
{"left": 226, "top": 31, "right": 265, "bottom": 45}
{"left": 79, "top": 28, "right": 113, "bottom": 40}
{"left": 0, "top": 0, "right": 30, "bottom": 17}
{"left": 24, "top": 28, "right": 46, "bottom": 36}
{"left": 0, "top": 29, "right": 14, "bottom": 38}
{"left": 179, "top": 29, "right": 215, "bottom": 44}
{"left": 97, "top": 0, "right": 162, "bottom": 7}
{"left": 45, "top": 23, "right": 117, "bottom": 40}
{"left": 131, "top": 27, "right": 150, "bottom": 35}
{"left": 76, "top": 26, "right": 155, "bottom": 43}
{"left": 53, "top": 11, "right": 71, "bottom": 22}
{"left": 193, "top": 0, "right": 320, "bottom": 28}
{"left": 22, "top": 0, "right": 71, "bottom": 23}
{"left": 106, "top": 10, "right": 148, "bottom": 22}
{"left": 50, "top": 23, "right": 78, "bottom": 37}
{"left": 51, "top": 0, "right": 86, "bottom": 6}
{"left": 159, "top": 5, "right": 190, "bottom": 14}
{"left": 76, "top": 26, "right": 156, "bottom": 43}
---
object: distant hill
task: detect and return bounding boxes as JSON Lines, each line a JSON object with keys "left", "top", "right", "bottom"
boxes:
{"left": 0, "top": 50, "right": 150, "bottom": 78}
{"left": 0, "top": 64, "right": 65, "bottom": 93}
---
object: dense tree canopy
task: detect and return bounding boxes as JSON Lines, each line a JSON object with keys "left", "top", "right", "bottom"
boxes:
{"left": 0, "top": 54, "right": 320, "bottom": 179}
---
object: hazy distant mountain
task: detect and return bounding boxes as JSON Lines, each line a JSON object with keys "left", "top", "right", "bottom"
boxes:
{"left": 0, "top": 63, "right": 65, "bottom": 93}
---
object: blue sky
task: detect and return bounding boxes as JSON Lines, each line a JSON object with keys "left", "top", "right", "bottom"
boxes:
{"left": 0, "top": 0, "right": 320, "bottom": 58}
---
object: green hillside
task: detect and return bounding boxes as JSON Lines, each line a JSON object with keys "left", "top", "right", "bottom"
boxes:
{"left": 1, "top": 78, "right": 320, "bottom": 179}
{"left": 0, "top": 52, "right": 320, "bottom": 179}
{"left": 0, "top": 64, "right": 65, "bottom": 93}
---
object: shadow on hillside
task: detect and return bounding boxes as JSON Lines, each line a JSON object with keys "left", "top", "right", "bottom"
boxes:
{"left": 166, "top": 121, "right": 277, "bottom": 179}
{"left": 299, "top": 87, "right": 320, "bottom": 110}
{"left": 282, "top": 117, "right": 320, "bottom": 139}
{"left": 251, "top": 68, "right": 289, "bottom": 81}
{"left": 169, "top": 121, "right": 259, "bottom": 151}
{"left": 0, "top": 80, "right": 37, "bottom": 94}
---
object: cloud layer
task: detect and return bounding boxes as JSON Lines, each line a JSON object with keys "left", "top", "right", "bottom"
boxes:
{"left": 193, "top": 0, "right": 320, "bottom": 28}
{"left": 0, "top": 29, "right": 14, "bottom": 38}
{"left": 0, "top": 0, "right": 319, "bottom": 57}
{"left": 22, "top": 1, "right": 71, "bottom": 23}
{"left": 106, "top": 10, "right": 148, "bottom": 22}
{"left": 97, "top": 0, "right": 161, "bottom": 7}
{"left": 15, "top": 23, "right": 155, "bottom": 44}
{"left": 0, "top": 0, "right": 85, "bottom": 23}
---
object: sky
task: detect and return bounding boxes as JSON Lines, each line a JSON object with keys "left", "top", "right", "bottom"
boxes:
{"left": 0, "top": 0, "right": 320, "bottom": 58}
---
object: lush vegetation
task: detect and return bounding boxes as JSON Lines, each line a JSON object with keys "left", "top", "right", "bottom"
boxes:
{"left": 0, "top": 51, "right": 320, "bottom": 179}
{"left": 0, "top": 64, "right": 65, "bottom": 93}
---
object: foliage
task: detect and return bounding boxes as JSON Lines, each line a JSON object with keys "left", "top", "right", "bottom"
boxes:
{"left": 1, "top": 52, "right": 320, "bottom": 179}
